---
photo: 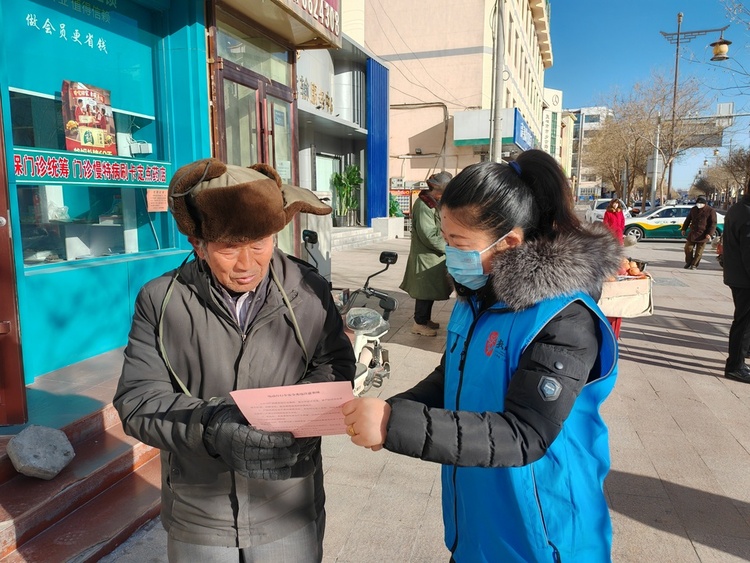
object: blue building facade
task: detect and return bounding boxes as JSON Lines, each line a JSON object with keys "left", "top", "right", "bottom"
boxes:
{"left": 0, "top": 0, "right": 361, "bottom": 425}
{"left": 1, "top": 0, "right": 209, "bottom": 390}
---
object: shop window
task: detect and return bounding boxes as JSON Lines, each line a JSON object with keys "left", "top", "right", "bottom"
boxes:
{"left": 10, "top": 92, "right": 66, "bottom": 150}
{"left": 216, "top": 8, "right": 292, "bottom": 87}
{"left": 10, "top": 90, "right": 159, "bottom": 161}
{"left": 18, "top": 184, "right": 173, "bottom": 267}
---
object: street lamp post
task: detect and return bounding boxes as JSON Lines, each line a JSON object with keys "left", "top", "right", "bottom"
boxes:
{"left": 660, "top": 13, "right": 730, "bottom": 194}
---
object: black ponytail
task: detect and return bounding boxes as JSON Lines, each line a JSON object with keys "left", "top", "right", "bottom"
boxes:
{"left": 441, "top": 149, "right": 581, "bottom": 241}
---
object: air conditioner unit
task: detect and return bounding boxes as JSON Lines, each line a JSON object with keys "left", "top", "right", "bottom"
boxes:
{"left": 117, "top": 132, "right": 153, "bottom": 158}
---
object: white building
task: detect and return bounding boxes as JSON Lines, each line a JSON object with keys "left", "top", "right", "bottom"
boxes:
{"left": 567, "top": 106, "right": 611, "bottom": 200}
{"left": 363, "top": 0, "right": 553, "bottom": 183}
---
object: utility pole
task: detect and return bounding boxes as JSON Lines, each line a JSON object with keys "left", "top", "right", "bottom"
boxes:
{"left": 489, "top": 0, "right": 504, "bottom": 163}
{"left": 661, "top": 14, "right": 730, "bottom": 193}
{"left": 649, "top": 113, "right": 661, "bottom": 208}
{"left": 667, "top": 12, "right": 683, "bottom": 194}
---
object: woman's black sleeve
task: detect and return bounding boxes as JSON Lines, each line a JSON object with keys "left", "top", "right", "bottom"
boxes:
{"left": 383, "top": 301, "right": 600, "bottom": 467}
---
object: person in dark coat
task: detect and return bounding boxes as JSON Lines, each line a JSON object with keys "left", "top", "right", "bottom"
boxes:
{"left": 114, "top": 159, "right": 355, "bottom": 561}
{"left": 681, "top": 195, "right": 717, "bottom": 269}
{"left": 400, "top": 171, "right": 454, "bottom": 336}
{"left": 722, "top": 190, "right": 750, "bottom": 383}
{"left": 341, "top": 151, "right": 621, "bottom": 561}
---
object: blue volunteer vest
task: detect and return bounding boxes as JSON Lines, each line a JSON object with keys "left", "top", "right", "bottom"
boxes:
{"left": 442, "top": 291, "right": 618, "bottom": 562}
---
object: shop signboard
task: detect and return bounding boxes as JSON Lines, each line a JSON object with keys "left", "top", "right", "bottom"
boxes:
{"left": 453, "top": 108, "right": 537, "bottom": 151}
{"left": 278, "top": 0, "right": 341, "bottom": 47}
{"left": 61, "top": 80, "right": 117, "bottom": 155}
{"left": 13, "top": 147, "right": 170, "bottom": 188}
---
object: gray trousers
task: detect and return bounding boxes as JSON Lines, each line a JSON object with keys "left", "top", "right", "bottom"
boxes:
{"left": 167, "top": 510, "right": 325, "bottom": 563}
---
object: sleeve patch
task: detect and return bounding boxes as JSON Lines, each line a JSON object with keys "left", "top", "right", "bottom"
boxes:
{"left": 538, "top": 376, "right": 562, "bottom": 401}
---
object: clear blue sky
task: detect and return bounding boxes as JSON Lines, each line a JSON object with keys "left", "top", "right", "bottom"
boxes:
{"left": 544, "top": 0, "right": 750, "bottom": 191}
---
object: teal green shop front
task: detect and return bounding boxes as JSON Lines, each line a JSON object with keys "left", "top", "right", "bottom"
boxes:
{"left": 0, "top": 0, "right": 212, "bottom": 423}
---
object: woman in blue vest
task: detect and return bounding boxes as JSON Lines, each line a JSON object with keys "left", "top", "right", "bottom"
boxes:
{"left": 343, "top": 149, "right": 622, "bottom": 562}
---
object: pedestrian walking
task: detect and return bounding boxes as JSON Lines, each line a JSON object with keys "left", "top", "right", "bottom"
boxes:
{"left": 602, "top": 197, "right": 625, "bottom": 244}
{"left": 400, "top": 171, "right": 453, "bottom": 337}
{"left": 113, "top": 159, "right": 355, "bottom": 562}
{"left": 681, "top": 195, "right": 717, "bottom": 269}
{"left": 342, "top": 150, "right": 621, "bottom": 562}
{"left": 722, "top": 189, "right": 750, "bottom": 384}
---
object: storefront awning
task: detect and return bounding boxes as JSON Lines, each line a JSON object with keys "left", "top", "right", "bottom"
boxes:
{"left": 299, "top": 106, "right": 367, "bottom": 140}
{"left": 221, "top": 0, "right": 342, "bottom": 49}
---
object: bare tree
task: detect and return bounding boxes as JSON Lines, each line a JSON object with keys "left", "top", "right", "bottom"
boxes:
{"left": 589, "top": 73, "right": 720, "bottom": 206}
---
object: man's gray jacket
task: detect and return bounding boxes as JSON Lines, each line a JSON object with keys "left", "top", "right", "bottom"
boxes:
{"left": 114, "top": 249, "right": 355, "bottom": 547}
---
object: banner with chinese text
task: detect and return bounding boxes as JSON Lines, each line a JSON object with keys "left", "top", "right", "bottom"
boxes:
{"left": 13, "top": 148, "right": 170, "bottom": 189}
{"left": 61, "top": 80, "right": 117, "bottom": 155}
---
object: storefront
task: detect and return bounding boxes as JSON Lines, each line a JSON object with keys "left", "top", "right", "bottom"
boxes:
{"left": 0, "top": 0, "right": 341, "bottom": 425}
{"left": 453, "top": 107, "right": 537, "bottom": 157}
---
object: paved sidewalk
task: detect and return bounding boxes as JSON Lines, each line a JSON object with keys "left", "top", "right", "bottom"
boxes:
{"left": 104, "top": 236, "right": 750, "bottom": 562}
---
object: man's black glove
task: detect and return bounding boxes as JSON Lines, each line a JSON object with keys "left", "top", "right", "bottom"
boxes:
{"left": 202, "top": 401, "right": 300, "bottom": 480}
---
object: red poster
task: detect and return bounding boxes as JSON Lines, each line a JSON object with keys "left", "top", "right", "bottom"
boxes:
{"left": 61, "top": 80, "right": 117, "bottom": 156}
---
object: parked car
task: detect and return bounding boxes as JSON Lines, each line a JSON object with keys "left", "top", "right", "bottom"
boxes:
{"left": 623, "top": 205, "right": 724, "bottom": 241}
{"left": 584, "top": 198, "right": 631, "bottom": 223}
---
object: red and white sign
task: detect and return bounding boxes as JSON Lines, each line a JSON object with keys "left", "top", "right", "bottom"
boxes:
{"left": 13, "top": 148, "right": 169, "bottom": 188}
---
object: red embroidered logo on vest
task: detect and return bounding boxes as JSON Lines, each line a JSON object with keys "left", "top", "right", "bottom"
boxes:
{"left": 485, "top": 331, "right": 498, "bottom": 356}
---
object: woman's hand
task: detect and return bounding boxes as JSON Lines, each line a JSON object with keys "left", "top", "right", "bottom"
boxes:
{"left": 342, "top": 398, "right": 391, "bottom": 449}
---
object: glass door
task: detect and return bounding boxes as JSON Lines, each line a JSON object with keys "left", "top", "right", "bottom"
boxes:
{"left": 223, "top": 79, "right": 259, "bottom": 167}
{"left": 266, "top": 96, "right": 293, "bottom": 184}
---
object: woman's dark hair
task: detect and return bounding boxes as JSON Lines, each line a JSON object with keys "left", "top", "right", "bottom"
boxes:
{"left": 440, "top": 149, "right": 581, "bottom": 241}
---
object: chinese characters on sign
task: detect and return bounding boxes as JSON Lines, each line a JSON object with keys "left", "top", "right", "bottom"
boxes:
{"left": 297, "top": 76, "right": 334, "bottom": 114}
{"left": 291, "top": 0, "right": 340, "bottom": 37}
{"left": 52, "top": 0, "right": 117, "bottom": 23}
{"left": 542, "top": 112, "right": 551, "bottom": 153}
{"left": 146, "top": 189, "right": 169, "bottom": 212}
{"left": 25, "top": 11, "right": 109, "bottom": 52}
{"left": 13, "top": 149, "right": 169, "bottom": 188}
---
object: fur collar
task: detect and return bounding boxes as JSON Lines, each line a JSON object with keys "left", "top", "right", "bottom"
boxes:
{"left": 480, "top": 222, "right": 623, "bottom": 311}
{"left": 418, "top": 190, "right": 439, "bottom": 209}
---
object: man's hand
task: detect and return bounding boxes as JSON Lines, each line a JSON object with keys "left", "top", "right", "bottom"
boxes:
{"left": 680, "top": 230, "right": 686, "bottom": 237}
{"left": 203, "top": 402, "right": 299, "bottom": 479}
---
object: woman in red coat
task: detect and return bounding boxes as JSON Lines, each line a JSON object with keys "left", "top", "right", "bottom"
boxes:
{"left": 602, "top": 198, "right": 625, "bottom": 244}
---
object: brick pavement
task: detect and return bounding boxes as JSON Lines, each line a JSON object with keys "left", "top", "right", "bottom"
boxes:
{"left": 104, "top": 236, "right": 750, "bottom": 562}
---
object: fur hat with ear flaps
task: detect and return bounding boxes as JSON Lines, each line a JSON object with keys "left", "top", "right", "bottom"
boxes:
{"left": 169, "top": 158, "right": 332, "bottom": 242}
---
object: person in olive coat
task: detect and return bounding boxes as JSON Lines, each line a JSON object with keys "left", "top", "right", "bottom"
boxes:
{"left": 400, "top": 171, "right": 454, "bottom": 336}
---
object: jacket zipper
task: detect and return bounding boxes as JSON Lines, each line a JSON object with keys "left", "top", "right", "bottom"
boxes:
{"left": 449, "top": 300, "right": 511, "bottom": 558}
{"left": 531, "top": 466, "right": 561, "bottom": 561}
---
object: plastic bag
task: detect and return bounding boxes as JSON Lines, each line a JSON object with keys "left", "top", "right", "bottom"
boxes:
{"left": 623, "top": 233, "right": 637, "bottom": 247}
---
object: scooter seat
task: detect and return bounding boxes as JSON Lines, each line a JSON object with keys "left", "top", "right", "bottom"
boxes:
{"left": 346, "top": 307, "right": 387, "bottom": 334}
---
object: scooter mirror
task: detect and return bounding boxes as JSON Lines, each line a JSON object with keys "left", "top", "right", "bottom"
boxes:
{"left": 379, "top": 251, "right": 398, "bottom": 265}
{"left": 302, "top": 229, "right": 319, "bottom": 245}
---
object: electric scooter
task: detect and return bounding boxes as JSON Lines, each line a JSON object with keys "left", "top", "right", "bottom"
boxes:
{"left": 302, "top": 230, "right": 398, "bottom": 396}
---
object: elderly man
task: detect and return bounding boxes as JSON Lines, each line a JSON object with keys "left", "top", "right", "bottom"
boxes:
{"left": 680, "top": 195, "right": 717, "bottom": 270}
{"left": 114, "top": 159, "right": 355, "bottom": 562}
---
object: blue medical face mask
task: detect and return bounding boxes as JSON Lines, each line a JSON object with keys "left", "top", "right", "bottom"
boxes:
{"left": 445, "top": 233, "right": 509, "bottom": 290}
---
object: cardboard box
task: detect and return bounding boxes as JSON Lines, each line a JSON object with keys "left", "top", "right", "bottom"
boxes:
{"left": 598, "top": 276, "right": 653, "bottom": 318}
